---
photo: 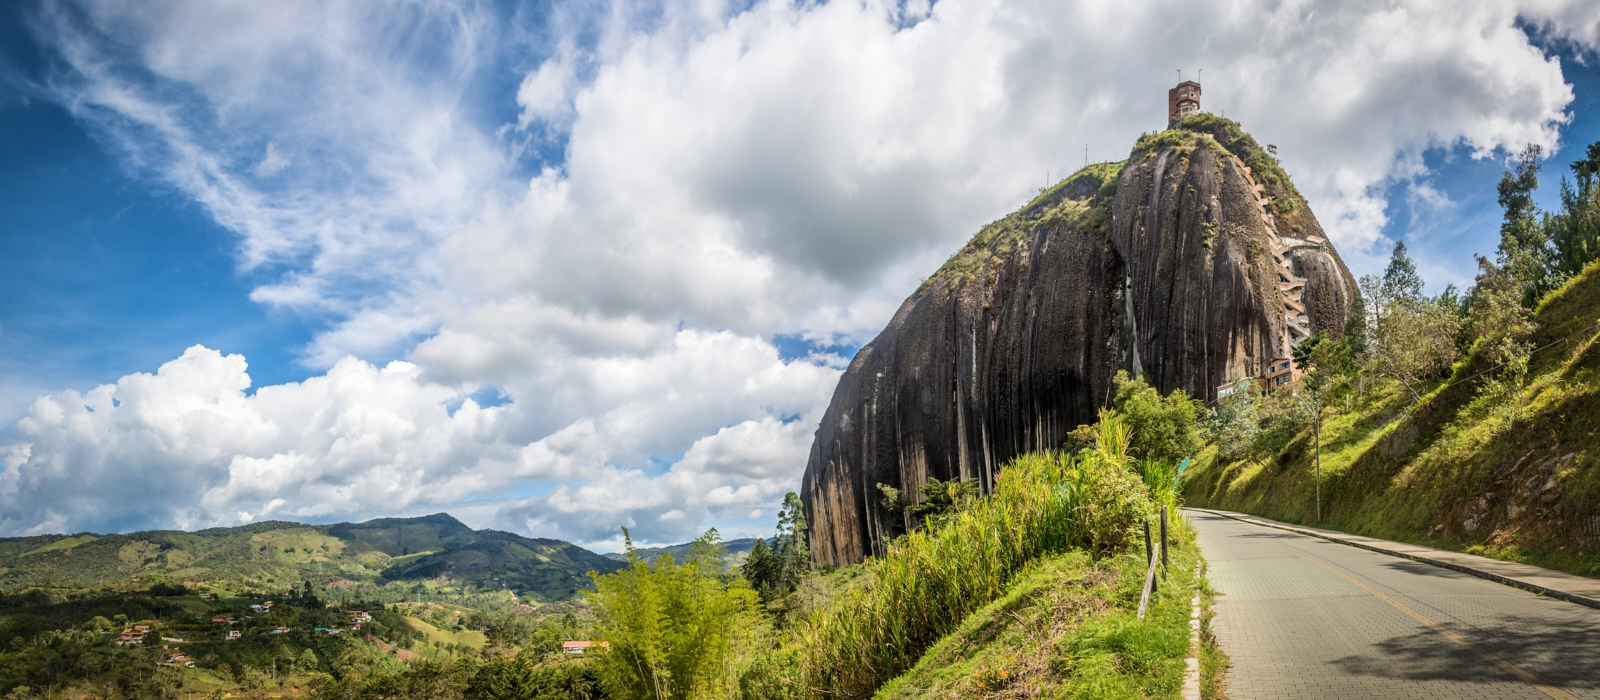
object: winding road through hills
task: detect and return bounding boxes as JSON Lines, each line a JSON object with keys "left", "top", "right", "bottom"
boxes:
{"left": 1189, "top": 509, "right": 1600, "bottom": 699}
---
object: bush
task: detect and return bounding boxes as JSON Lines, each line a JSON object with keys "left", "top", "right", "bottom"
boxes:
{"left": 1110, "top": 371, "right": 1204, "bottom": 464}
{"left": 737, "top": 648, "right": 805, "bottom": 700}
{"left": 147, "top": 583, "right": 188, "bottom": 597}
{"left": 795, "top": 417, "right": 1151, "bottom": 698}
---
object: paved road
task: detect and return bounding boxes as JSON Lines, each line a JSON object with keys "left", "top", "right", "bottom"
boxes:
{"left": 1190, "top": 509, "right": 1600, "bottom": 699}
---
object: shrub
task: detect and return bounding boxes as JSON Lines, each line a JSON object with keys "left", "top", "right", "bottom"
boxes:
{"left": 1140, "top": 459, "right": 1180, "bottom": 513}
{"left": 737, "top": 647, "right": 805, "bottom": 700}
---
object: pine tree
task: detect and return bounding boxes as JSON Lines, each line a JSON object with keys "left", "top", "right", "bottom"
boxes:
{"left": 739, "top": 537, "right": 779, "bottom": 602}
{"left": 1495, "top": 144, "right": 1556, "bottom": 303}
{"left": 1550, "top": 141, "right": 1600, "bottom": 278}
{"left": 1343, "top": 293, "right": 1368, "bottom": 355}
{"left": 1381, "top": 241, "right": 1424, "bottom": 302}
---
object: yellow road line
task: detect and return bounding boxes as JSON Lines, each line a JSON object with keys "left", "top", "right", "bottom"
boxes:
{"left": 1255, "top": 540, "right": 1578, "bottom": 700}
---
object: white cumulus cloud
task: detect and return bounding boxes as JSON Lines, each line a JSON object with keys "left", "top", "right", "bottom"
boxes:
{"left": 5, "top": 0, "right": 1598, "bottom": 545}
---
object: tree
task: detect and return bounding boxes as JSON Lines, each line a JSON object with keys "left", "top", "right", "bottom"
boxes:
{"left": 299, "top": 580, "right": 321, "bottom": 609}
{"left": 1467, "top": 257, "right": 1536, "bottom": 365}
{"left": 297, "top": 648, "right": 320, "bottom": 673}
{"left": 1550, "top": 140, "right": 1600, "bottom": 277}
{"left": 1496, "top": 144, "right": 1557, "bottom": 303}
{"left": 739, "top": 538, "right": 780, "bottom": 604}
{"left": 1381, "top": 241, "right": 1425, "bottom": 303}
{"left": 482, "top": 654, "right": 539, "bottom": 700}
{"left": 1366, "top": 297, "right": 1463, "bottom": 402}
{"left": 1206, "top": 383, "right": 1261, "bottom": 463}
{"left": 1109, "top": 370, "right": 1204, "bottom": 464}
{"left": 737, "top": 493, "right": 811, "bottom": 613}
{"left": 1358, "top": 273, "right": 1385, "bottom": 340}
{"left": 875, "top": 483, "right": 911, "bottom": 537}
{"left": 1466, "top": 256, "right": 1536, "bottom": 419}
{"left": 1292, "top": 332, "right": 1324, "bottom": 371}
{"left": 1342, "top": 290, "right": 1369, "bottom": 356}
{"left": 773, "top": 493, "right": 809, "bottom": 593}
{"left": 587, "top": 529, "right": 759, "bottom": 700}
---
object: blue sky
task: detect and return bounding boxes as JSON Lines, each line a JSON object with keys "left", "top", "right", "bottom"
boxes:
{"left": 1, "top": 0, "right": 1597, "bottom": 548}
{"left": 1373, "top": 48, "right": 1600, "bottom": 294}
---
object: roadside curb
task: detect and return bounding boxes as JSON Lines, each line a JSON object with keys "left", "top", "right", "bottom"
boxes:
{"left": 1181, "top": 563, "right": 1202, "bottom": 700}
{"left": 1185, "top": 508, "right": 1600, "bottom": 611}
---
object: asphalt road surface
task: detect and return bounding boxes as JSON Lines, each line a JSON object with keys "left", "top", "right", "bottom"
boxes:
{"left": 1190, "top": 509, "right": 1600, "bottom": 699}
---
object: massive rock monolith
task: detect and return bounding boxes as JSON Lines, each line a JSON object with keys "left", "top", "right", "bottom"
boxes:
{"left": 801, "top": 116, "right": 1357, "bottom": 565}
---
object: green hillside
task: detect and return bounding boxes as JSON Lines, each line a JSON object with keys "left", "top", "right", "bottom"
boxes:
{"left": 1184, "top": 259, "right": 1600, "bottom": 577}
{"left": 0, "top": 513, "right": 625, "bottom": 602}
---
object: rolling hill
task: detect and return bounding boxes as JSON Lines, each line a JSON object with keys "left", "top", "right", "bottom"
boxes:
{"left": 0, "top": 513, "right": 624, "bottom": 602}
{"left": 602, "top": 537, "right": 761, "bottom": 572}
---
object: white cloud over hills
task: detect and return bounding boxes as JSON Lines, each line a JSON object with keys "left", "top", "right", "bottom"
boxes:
{"left": 3, "top": 0, "right": 1597, "bottom": 545}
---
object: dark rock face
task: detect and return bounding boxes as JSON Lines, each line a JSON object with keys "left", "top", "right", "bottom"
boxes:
{"left": 801, "top": 118, "right": 1356, "bottom": 566}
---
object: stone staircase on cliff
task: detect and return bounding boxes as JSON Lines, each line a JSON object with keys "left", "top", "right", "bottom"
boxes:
{"left": 1230, "top": 155, "right": 1322, "bottom": 353}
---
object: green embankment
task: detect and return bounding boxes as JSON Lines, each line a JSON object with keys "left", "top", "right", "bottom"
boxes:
{"left": 776, "top": 407, "right": 1216, "bottom": 699}
{"left": 1185, "top": 260, "right": 1600, "bottom": 577}
{"left": 874, "top": 527, "right": 1209, "bottom": 699}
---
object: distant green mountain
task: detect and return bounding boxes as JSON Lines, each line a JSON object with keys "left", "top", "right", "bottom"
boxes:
{"left": 603, "top": 537, "right": 761, "bottom": 573}
{"left": 0, "top": 513, "right": 624, "bottom": 602}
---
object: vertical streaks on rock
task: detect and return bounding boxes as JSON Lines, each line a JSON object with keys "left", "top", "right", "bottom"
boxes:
{"left": 801, "top": 122, "right": 1356, "bottom": 566}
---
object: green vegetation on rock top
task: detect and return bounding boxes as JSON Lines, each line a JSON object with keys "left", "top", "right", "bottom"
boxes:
{"left": 923, "top": 160, "right": 1124, "bottom": 294}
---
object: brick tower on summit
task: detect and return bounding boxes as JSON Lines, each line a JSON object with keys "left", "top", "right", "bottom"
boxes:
{"left": 1168, "top": 80, "right": 1201, "bottom": 126}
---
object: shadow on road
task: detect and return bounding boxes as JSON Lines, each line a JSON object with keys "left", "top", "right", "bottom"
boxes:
{"left": 1329, "top": 612, "right": 1600, "bottom": 688}
{"left": 1377, "top": 559, "right": 1463, "bottom": 579}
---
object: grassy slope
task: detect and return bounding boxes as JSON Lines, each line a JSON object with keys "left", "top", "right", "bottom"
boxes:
{"left": 398, "top": 614, "right": 489, "bottom": 649}
{"left": 0, "top": 513, "right": 624, "bottom": 601}
{"left": 874, "top": 522, "right": 1208, "bottom": 699}
{"left": 1185, "top": 260, "right": 1600, "bottom": 577}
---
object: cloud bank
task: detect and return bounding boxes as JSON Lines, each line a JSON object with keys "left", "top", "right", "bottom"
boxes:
{"left": 4, "top": 0, "right": 1597, "bottom": 545}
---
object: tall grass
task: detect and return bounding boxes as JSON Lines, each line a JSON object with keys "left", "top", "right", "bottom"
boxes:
{"left": 1140, "top": 459, "right": 1181, "bottom": 513}
{"left": 794, "top": 415, "right": 1153, "bottom": 698}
